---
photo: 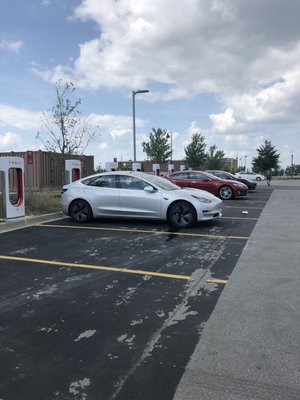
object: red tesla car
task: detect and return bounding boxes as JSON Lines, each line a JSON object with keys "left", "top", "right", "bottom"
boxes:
{"left": 164, "top": 170, "right": 248, "bottom": 200}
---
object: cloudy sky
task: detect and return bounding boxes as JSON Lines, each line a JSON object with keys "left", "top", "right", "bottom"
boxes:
{"left": 1, "top": 0, "right": 300, "bottom": 170}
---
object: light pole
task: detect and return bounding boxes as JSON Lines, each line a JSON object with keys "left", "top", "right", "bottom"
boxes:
{"left": 244, "top": 155, "right": 247, "bottom": 171}
{"left": 132, "top": 89, "right": 149, "bottom": 162}
{"left": 166, "top": 131, "right": 173, "bottom": 164}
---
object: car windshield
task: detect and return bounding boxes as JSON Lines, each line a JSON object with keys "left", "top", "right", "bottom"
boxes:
{"left": 137, "top": 173, "right": 180, "bottom": 191}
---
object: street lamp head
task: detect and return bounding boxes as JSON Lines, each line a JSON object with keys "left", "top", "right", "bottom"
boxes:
{"left": 133, "top": 89, "right": 150, "bottom": 95}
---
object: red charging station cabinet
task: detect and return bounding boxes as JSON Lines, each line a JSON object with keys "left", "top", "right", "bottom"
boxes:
{"left": 0, "top": 157, "right": 25, "bottom": 219}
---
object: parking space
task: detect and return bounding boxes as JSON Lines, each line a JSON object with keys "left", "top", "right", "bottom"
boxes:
{"left": 0, "top": 188, "right": 272, "bottom": 400}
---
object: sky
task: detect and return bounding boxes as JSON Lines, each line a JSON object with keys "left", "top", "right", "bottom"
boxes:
{"left": 1, "top": 0, "right": 300, "bottom": 171}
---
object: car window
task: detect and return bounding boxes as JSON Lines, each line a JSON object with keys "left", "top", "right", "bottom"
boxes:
{"left": 212, "top": 172, "right": 226, "bottom": 178}
{"left": 171, "top": 172, "right": 189, "bottom": 179}
{"left": 140, "top": 174, "right": 179, "bottom": 190}
{"left": 82, "top": 175, "right": 117, "bottom": 188}
{"left": 118, "top": 175, "right": 149, "bottom": 190}
{"left": 189, "top": 172, "right": 205, "bottom": 180}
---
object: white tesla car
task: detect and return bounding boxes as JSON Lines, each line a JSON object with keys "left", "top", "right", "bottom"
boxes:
{"left": 235, "top": 171, "right": 265, "bottom": 181}
{"left": 60, "top": 171, "right": 222, "bottom": 229}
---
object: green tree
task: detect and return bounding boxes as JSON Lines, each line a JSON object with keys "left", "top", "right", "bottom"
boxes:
{"left": 205, "top": 145, "right": 225, "bottom": 169}
{"left": 184, "top": 132, "right": 206, "bottom": 169}
{"left": 252, "top": 140, "right": 280, "bottom": 173}
{"left": 94, "top": 163, "right": 105, "bottom": 173}
{"left": 285, "top": 164, "right": 300, "bottom": 176}
{"left": 37, "top": 80, "right": 101, "bottom": 181}
{"left": 142, "top": 127, "right": 171, "bottom": 163}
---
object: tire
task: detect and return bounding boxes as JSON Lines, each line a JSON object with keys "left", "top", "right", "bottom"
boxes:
{"left": 69, "top": 199, "right": 93, "bottom": 223}
{"left": 219, "top": 185, "right": 234, "bottom": 200}
{"left": 256, "top": 177, "right": 262, "bottom": 181}
{"left": 167, "top": 201, "right": 197, "bottom": 229}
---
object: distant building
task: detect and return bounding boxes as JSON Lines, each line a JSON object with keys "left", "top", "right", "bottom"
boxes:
{"left": 223, "top": 158, "right": 238, "bottom": 172}
{"left": 0, "top": 150, "right": 94, "bottom": 188}
{"left": 117, "top": 158, "right": 238, "bottom": 173}
{"left": 117, "top": 160, "right": 184, "bottom": 173}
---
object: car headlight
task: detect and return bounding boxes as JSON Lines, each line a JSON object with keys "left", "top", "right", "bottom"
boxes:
{"left": 232, "top": 183, "right": 245, "bottom": 188}
{"left": 191, "top": 195, "right": 212, "bottom": 203}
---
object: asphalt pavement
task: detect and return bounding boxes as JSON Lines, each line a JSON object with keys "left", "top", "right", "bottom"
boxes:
{"left": 174, "top": 180, "right": 300, "bottom": 400}
{"left": 1, "top": 180, "right": 300, "bottom": 400}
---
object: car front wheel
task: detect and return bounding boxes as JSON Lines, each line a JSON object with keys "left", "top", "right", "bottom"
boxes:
{"left": 69, "top": 199, "right": 93, "bottom": 223}
{"left": 219, "top": 185, "right": 234, "bottom": 200}
{"left": 167, "top": 201, "right": 197, "bottom": 228}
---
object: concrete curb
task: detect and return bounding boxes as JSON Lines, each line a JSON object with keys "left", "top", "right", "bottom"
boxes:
{"left": 0, "top": 212, "right": 64, "bottom": 234}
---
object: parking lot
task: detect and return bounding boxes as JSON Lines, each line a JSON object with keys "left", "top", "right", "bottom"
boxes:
{"left": 0, "top": 187, "right": 272, "bottom": 400}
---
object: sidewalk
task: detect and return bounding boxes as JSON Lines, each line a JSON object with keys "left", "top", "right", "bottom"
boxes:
{"left": 0, "top": 211, "right": 63, "bottom": 234}
{"left": 174, "top": 182, "right": 300, "bottom": 399}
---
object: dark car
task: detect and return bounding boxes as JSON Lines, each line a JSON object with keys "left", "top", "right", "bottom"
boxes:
{"left": 206, "top": 170, "right": 257, "bottom": 191}
{"left": 164, "top": 170, "right": 248, "bottom": 200}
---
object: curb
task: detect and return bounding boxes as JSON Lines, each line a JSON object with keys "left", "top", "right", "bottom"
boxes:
{"left": 0, "top": 212, "right": 65, "bottom": 234}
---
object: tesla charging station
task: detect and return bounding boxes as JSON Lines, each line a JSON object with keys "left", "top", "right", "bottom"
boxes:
{"left": 132, "top": 163, "right": 141, "bottom": 172}
{"left": 153, "top": 164, "right": 160, "bottom": 176}
{"left": 65, "top": 160, "right": 81, "bottom": 184}
{"left": 168, "top": 164, "right": 174, "bottom": 174}
{"left": 0, "top": 157, "right": 25, "bottom": 219}
{"left": 105, "top": 162, "right": 117, "bottom": 171}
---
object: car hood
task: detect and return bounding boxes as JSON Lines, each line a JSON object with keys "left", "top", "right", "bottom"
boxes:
{"left": 176, "top": 187, "right": 220, "bottom": 200}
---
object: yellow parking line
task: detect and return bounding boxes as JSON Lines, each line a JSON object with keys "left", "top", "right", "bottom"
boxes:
{"left": 207, "top": 278, "right": 228, "bottom": 284}
{"left": 0, "top": 255, "right": 192, "bottom": 281}
{"left": 38, "top": 224, "right": 249, "bottom": 240}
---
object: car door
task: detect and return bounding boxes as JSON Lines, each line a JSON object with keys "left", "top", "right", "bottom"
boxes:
{"left": 82, "top": 175, "right": 120, "bottom": 216}
{"left": 118, "top": 175, "right": 162, "bottom": 217}
{"left": 187, "top": 172, "right": 212, "bottom": 190}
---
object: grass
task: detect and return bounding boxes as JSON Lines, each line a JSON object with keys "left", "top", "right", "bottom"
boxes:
{"left": 0, "top": 188, "right": 61, "bottom": 219}
{"left": 25, "top": 189, "right": 61, "bottom": 215}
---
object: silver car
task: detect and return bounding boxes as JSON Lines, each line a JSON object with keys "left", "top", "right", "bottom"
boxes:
{"left": 235, "top": 171, "right": 265, "bottom": 181}
{"left": 60, "top": 171, "right": 222, "bottom": 229}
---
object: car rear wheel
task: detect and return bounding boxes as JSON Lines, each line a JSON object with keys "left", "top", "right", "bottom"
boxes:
{"left": 219, "top": 185, "right": 234, "bottom": 200}
{"left": 256, "top": 177, "right": 262, "bottom": 181}
{"left": 69, "top": 199, "right": 93, "bottom": 223}
{"left": 167, "top": 201, "right": 197, "bottom": 228}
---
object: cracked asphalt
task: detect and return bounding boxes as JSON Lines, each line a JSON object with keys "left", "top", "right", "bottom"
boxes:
{"left": 0, "top": 187, "right": 272, "bottom": 400}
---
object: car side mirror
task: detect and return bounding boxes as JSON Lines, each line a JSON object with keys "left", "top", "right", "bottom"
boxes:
{"left": 144, "top": 185, "right": 155, "bottom": 193}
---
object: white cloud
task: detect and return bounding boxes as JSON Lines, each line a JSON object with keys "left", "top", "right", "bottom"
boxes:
{"left": 224, "top": 134, "right": 249, "bottom": 146}
{"left": 98, "top": 142, "right": 109, "bottom": 150}
{"left": 8, "top": 0, "right": 300, "bottom": 168}
{"left": 0, "top": 104, "right": 42, "bottom": 130}
{"left": 0, "top": 39, "right": 23, "bottom": 54}
{"left": 210, "top": 108, "right": 236, "bottom": 132}
{"left": 32, "top": 0, "right": 300, "bottom": 133}
{"left": 0, "top": 132, "right": 22, "bottom": 149}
